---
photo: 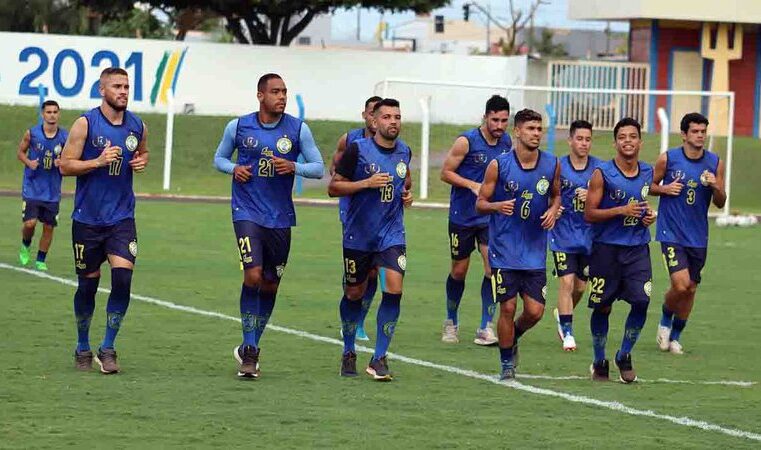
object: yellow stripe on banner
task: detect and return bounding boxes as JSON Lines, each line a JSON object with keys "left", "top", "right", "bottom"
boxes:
{"left": 158, "top": 51, "right": 182, "bottom": 104}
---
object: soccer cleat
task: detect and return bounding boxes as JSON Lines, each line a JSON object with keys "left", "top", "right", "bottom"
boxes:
{"left": 474, "top": 323, "right": 498, "bottom": 346}
{"left": 553, "top": 308, "right": 564, "bottom": 341}
{"left": 234, "top": 345, "right": 260, "bottom": 379}
{"left": 441, "top": 319, "right": 459, "bottom": 344}
{"left": 35, "top": 261, "right": 48, "bottom": 271}
{"left": 656, "top": 325, "right": 671, "bottom": 351}
{"left": 94, "top": 348, "right": 120, "bottom": 374}
{"left": 590, "top": 359, "right": 610, "bottom": 381}
{"left": 499, "top": 366, "right": 516, "bottom": 381}
{"left": 366, "top": 356, "right": 393, "bottom": 381}
{"left": 669, "top": 340, "right": 684, "bottom": 355}
{"left": 74, "top": 350, "right": 93, "bottom": 371}
{"left": 356, "top": 324, "right": 370, "bottom": 341}
{"left": 19, "top": 245, "right": 30, "bottom": 266}
{"left": 340, "top": 351, "right": 358, "bottom": 377}
{"left": 562, "top": 334, "right": 577, "bottom": 352}
{"left": 615, "top": 352, "right": 637, "bottom": 384}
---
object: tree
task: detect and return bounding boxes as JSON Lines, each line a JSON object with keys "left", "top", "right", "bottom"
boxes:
{"left": 144, "top": 0, "right": 450, "bottom": 46}
{"left": 534, "top": 28, "right": 567, "bottom": 57}
{"left": 498, "top": 0, "right": 549, "bottom": 55}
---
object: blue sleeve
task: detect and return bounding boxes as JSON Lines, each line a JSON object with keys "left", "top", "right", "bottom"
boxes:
{"left": 213, "top": 119, "right": 238, "bottom": 174}
{"left": 295, "top": 123, "right": 325, "bottom": 179}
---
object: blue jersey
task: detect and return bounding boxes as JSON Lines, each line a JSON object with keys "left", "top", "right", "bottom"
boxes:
{"left": 449, "top": 128, "right": 512, "bottom": 227}
{"left": 656, "top": 147, "right": 720, "bottom": 248}
{"left": 549, "top": 155, "right": 602, "bottom": 255}
{"left": 72, "top": 108, "right": 143, "bottom": 226}
{"left": 339, "top": 127, "right": 369, "bottom": 224}
{"left": 592, "top": 160, "right": 653, "bottom": 247}
{"left": 489, "top": 150, "right": 557, "bottom": 270}
{"left": 338, "top": 137, "right": 411, "bottom": 252}
{"left": 22, "top": 125, "right": 67, "bottom": 203}
{"left": 232, "top": 113, "right": 303, "bottom": 228}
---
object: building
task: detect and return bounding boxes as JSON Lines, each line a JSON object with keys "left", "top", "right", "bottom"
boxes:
{"left": 570, "top": 0, "right": 761, "bottom": 136}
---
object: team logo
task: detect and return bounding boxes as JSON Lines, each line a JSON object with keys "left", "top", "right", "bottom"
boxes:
{"left": 670, "top": 170, "right": 685, "bottom": 181}
{"left": 396, "top": 162, "right": 407, "bottom": 178}
{"left": 276, "top": 264, "right": 286, "bottom": 278}
{"left": 541, "top": 285, "right": 547, "bottom": 298}
{"left": 397, "top": 255, "right": 407, "bottom": 271}
{"left": 241, "top": 313, "right": 256, "bottom": 332}
{"left": 92, "top": 136, "right": 108, "bottom": 148}
{"left": 474, "top": 153, "right": 488, "bottom": 164}
{"left": 610, "top": 189, "right": 626, "bottom": 200}
{"left": 125, "top": 135, "right": 139, "bottom": 152}
{"left": 505, "top": 180, "right": 519, "bottom": 193}
{"left": 107, "top": 312, "right": 124, "bottom": 330}
{"left": 536, "top": 178, "right": 550, "bottom": 195}
{"left": 364, "top": 163, "right": 380, "bottom": 175}
{"left": 644, "top": 280, "right": 652, "bottom": 297}
{"left": 383, "top": 321, "right": 397, "bottom": 337}
{"left": 276, "top": 136, "right": 293, "bottom": 154}
{"left": 128, "top": 240, "right": 138, "bottom": 257}
{"left": 561, "top": 178, "right": 572, "bottom": 189}
{"left": 243, "top": 137, "right": 258, "bottom": 148}
{"left": 53, "top": 144, "right": 62, "bottom": 156}
{"left": 640, "top": 185, "right": 650, "bottom": 199}
{"left": 36, "top": 142, "right": 44, "bottom": 151}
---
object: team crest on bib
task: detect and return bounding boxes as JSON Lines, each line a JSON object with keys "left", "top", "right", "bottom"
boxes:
{"left": 396, "top": 162, "right": 407, "bottom": 178}
{"left": 276, "top": 136, "right": 292, "bottom": 154}
{"left": 474, "top": 153, "right": 488, "bottom": 164}
{"left": 536, "top": 178, "right": 550, "bottom": 195}
{"left": 397, "top": 255, "right": 407, "bottom": 271}
{"left": 561, "top": 178, "right": 571, "bottom": 189}
{"left": 125, "top": 135, "right": 139, "bottom": 152}
{"left": 644, "top": 280, "right": 652, "bottom": 297}
{"left": 54, "top": 144, "right": 62, "bottom": 156}
{"left": 640, "top": 185, "right": 650, "bottom": 199}
{"left": 243, "top": 137, "right": 258, "bottom": 148}
{"left": 128, "top": 240, "right": 138, "bottom": 257}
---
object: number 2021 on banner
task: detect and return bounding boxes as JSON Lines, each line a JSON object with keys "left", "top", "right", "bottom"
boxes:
{"left": 18, "top": 47, "right": 143, "bottom": 100}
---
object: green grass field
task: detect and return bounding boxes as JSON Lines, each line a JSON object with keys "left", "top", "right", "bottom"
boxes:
{"left": 1, "top": 195, "right": 760, "bottom": 448}
{"left": 1, "top": 104, "right": 759, "bottom": 212}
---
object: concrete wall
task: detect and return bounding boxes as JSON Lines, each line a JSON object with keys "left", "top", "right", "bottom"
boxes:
{"left": 0, "top": 32, "right": 528, "bottom": 124}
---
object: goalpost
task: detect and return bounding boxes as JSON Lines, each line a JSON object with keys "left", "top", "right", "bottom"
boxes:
{"left": 375, "top": 78, "right": 734, "bottom": 217}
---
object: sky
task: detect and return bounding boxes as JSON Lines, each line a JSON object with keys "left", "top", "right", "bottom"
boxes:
{"left": 330, "top": 0, "right": 628, "bottom": 42}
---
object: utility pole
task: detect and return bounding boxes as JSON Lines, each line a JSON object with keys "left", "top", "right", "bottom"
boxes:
{"left": 357, "top": 7, "right": 361, "bottom": 41}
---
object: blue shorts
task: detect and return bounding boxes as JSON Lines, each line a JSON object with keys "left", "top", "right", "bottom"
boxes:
{"left": 23, "top": 199, "right": 59, "bottom": 227}
{"left": 491, "top": 268, "right": 547, "bottom": 304}
{"left": 343, "top": 245, "right": 406, "bottom": 286}
{"left": 234, "top": 220, "right": 291, "bottom": 281}
{"left": 449, "top": 221, "right": 488, "bottom": 261}
{"left": 587, "top": 243, "right": 652, "bottom": 309}
{"left": 661, "top": 242, "right": 707, "bottom": 284}
{"left": 552, "top": 251, "right": 589, "bottom": 281}
{"left": 72, "top": 219, "right": 137, "bottom": 275}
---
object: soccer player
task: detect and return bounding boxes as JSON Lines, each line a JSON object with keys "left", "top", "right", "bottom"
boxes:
{"left": 476, "top": 109, "right": 561, "bottom": 380}
{"left": 17, "top": 100, "right": 68, "bottom": 271}
{"left": 651, "top": 113, "right": 726, "bottom": 354}
{"left": 440, "top": 95, "right": 512, "bottom": 346}
{"left": 331, "top": 95, "right": 382, "bottom": 342}
{"left": 59, "top": 68, "right": 149, "bottom": 374}
{"left": 549, "top": 120, "right": 601, "bottom": 352}
{"left": 213, "top": 73, "right": 324, "bottom": 379}
{"left": 329, "top": 98, "right": 412, "bottom": 381}
{"left": 584, "top": 117, "right": 655, "bottom": 384}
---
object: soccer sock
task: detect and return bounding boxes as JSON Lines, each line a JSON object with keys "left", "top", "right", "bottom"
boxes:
{"left": 358, "top": 275, "right": 378, "bottom": 327}
{"left": 445, "top": 275, "right": 465, "bottom": 325}
{"left": 660, "top": 304, "right": 675, "bottom": 328}
{"left": 590, "top": 309, "right": 610, "bottom": 363}
{"left": 74, "top": 276, "right": 99, "bottom": 352}
{"left": 620, "top": 303, "right": 648, "bottom": 356}
{"left": 499, "top": 346, "right": 514, "bottom": 371}
{"left": 340, "top": 295, "right": 362, "bottom": 354}
{"left": 239, "top": 284, "right": 259, "bottom": 347}
{"left": 670, "top": 318, "right": 688, "bottom": 341}
{"left": 22, "top": 237, "right": 32, "bottom": 247}
{"left": 559, "top": 314, "right": 573, "bottom": 337}
{"left": 480, "top": 276, "right": 495, "bottom": 329}
{"left": 513, "top": 321, "right": 527, "bottom": 346}
{"left": 36, "top": 250, "right": 47, "bottom": 263}
{"left": 374, "top": 292, "right": 402, "bottom": 360}
{"left": 254, "top": 290, "right": 276, "bottom": 346}
{"left": 101, "top": 268, "right": 132, "bottom": 350}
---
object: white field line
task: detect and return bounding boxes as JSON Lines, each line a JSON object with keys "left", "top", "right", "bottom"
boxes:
{"left": 2, "top": 262, "right": 759, "bottom": 443}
